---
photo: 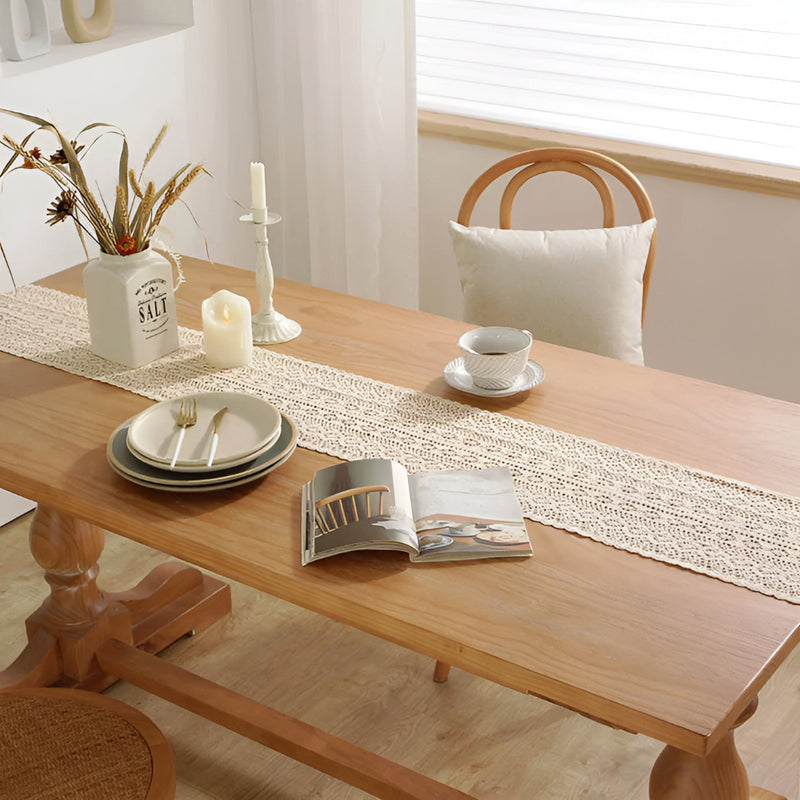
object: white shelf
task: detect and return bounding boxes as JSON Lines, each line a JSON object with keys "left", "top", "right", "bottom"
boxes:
{"left": 2, "top": 22, "right": 190, "bottom": 79}
{"left": 0, "top": 0, "right": 193, "bottom": 80}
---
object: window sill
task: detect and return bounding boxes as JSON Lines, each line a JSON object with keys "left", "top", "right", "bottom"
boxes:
{"left": 419, "top": 111, "right": 800, "bottom": 200}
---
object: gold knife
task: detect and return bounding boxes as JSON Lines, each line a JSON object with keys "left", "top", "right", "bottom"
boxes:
{"left": 206, "top": 407, "right": 228, "bottom": 467}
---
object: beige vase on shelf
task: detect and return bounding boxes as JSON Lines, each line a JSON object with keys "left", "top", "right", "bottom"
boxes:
{"left": 60, "top": 0, "right": 113, "bottom": 43}
{"left": 83, "top": 248, "right": 179, "bottom": 368}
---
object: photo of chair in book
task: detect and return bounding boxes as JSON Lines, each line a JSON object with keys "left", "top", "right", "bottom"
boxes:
{"left": 314, "top": 485, "right": 391, "bottom": 534}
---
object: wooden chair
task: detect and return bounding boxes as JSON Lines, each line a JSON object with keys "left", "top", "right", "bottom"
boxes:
{"left": 456, "top": 146, "right": 657, "bottom": 321}
{"left": 0, "top": 687, "right": 175, "bottom": 800}
{"left": 452, "top": 147, "right": 656, "bottom": 363}
{"left": 314, "top": 485, "right": 390, "bottom": 533}
{"left": 436, "top": 148, "right": 656, "bottom": 683}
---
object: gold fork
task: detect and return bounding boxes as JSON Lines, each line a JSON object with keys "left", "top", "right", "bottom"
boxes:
{"left": 169, "top": 397, "right": 197, "bottom": 469}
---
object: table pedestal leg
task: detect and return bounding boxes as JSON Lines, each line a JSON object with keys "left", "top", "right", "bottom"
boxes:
{"left": 649, "top": 699, "right": 785, "bottom": 800}
{"left": 0, "top": 505, "right": 230, "bottom": 691}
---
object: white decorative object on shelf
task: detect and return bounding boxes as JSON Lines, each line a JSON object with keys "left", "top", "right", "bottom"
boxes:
{"left": 0, "top": 0, "right": 51, "bottom": 61}
{"left": 243, "top": 161, "right": 301, "bottom": 345}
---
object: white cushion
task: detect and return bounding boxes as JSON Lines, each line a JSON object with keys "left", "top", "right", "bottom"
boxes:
{"left": 449, "top": 218, "right": 656, "bottom": 365}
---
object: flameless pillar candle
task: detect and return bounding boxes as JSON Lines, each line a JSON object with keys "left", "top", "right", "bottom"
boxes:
{"left": 201, "top": 290, "right": 253, "bottom": 368}
{"left": 250, "top": 161, "right": 267, "bottom": 223}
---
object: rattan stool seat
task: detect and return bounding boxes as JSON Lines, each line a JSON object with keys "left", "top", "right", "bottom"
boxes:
{"left": 0, "top": 687, "right": 175, "bottom": 800}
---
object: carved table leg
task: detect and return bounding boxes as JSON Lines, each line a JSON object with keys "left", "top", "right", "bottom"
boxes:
{"left": 0, "top": 505, "right": 231, "bottom": 691}
{"left": 649, "top": 698, "right": 786, "bottom": 800}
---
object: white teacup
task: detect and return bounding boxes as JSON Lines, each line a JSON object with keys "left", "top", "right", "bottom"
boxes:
{"left": 458, "top": 327, "right": 532, "bottom": 390}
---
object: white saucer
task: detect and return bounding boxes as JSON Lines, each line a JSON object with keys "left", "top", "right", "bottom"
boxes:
{"left": 443, "top": 357, "right": 545, "bottom": 398}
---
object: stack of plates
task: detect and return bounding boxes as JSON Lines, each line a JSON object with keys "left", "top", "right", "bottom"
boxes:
{"left": 106, "top": 392, "right": 297, "bottom": 492}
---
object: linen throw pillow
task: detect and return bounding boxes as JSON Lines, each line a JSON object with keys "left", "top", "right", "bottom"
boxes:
{"left": 449, "top": 218, "right": 656, "bottom": 365}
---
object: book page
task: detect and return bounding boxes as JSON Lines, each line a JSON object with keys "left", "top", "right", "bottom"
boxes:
{"left": 408, "top": 466, "right": 531, "bottom": 561}
{"left": 303, "top": 458, "right": 418, "bottom": 564}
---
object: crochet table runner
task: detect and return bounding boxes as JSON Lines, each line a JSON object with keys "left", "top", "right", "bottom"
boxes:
{"left": 2, "top": 285, "right": 799, "bottom": 603}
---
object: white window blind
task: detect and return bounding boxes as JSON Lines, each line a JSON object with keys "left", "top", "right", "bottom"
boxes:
{"left": 416, "top": 0, "right": 800, "bottom": 168}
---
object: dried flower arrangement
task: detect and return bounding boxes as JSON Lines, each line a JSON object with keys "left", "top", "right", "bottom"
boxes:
{"left": 0, "top": 109, "right": 207, "bottom": 285}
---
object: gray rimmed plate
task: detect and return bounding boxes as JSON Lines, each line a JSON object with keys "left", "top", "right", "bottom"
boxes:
{"left": 108, "top": 413, "right": 297, "bottom": 491}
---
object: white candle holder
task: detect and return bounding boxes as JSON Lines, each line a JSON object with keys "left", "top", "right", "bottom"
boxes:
{"left": 240, "top": 209, "right": 301, "bottom": 344}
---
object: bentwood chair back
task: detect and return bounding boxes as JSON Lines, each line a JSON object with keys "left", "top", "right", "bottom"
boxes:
{"left": 314, "top": 485, "right": 390, "bottom": 534}
{"left": 449, "top": 147, "right": 657, "bottom": 364}
{"left": 436, "top": 148, "right": 657, "bottom": 685}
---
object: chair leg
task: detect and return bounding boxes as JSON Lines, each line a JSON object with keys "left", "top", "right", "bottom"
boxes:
{"left": 433, "top": 660, "right": 451, "bottom": 683}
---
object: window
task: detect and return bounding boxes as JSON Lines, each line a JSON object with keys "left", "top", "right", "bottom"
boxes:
{"left": 416, "top": 0, "right": 800, "bottom": 168}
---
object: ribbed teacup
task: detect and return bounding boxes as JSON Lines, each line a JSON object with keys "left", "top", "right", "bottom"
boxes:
{"left": 458, "top": 327, "right": 532, "bottom": 390}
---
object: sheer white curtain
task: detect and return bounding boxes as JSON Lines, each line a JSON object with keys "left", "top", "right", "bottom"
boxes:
{"left": 248, "top": 0, "right": 419, "bottom": 309}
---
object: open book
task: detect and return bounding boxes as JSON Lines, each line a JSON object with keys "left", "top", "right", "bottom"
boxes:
{"left": 301, "top": 458, "right": 532, "bottom": 564}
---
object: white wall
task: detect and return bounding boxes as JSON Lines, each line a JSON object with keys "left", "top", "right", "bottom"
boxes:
{"left": 0, "top": 1, "right": 261, "bottom": 295}
{"left": 179, "top": 0, "right": 262, "bottom": 273}
{"left": 1, "top": 3, "right": 798, "bottom": 412}
{"left": 0, "top": 39, "right": 189, "bottom": 286}
{"left": 419, "top": 135, "right": 800, "bottom": 404}
{"left": 0, "top": 1, "right": 260, "bottom": 520}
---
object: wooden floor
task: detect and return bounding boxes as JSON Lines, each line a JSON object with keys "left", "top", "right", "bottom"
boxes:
{"left": 2, "top": 512, "right": 798, "bottom": 800}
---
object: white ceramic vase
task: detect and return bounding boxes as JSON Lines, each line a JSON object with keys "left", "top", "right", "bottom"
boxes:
{"left": 0, "top": 0, "right": 51, "bottom": 61}
{"left": 83, "top": 248, "right": 179, "bottom": 367}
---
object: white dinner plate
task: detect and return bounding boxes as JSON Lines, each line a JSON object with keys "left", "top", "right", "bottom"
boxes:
{"left": 417, "top": 533, "right": 454, "bottom": 552}
{"left": 109, "top": 413, "right": 297, "bottom": 491}
{"left": 447, "top": 523, "right": 482, "bottom": 537}
{"left": 443, "top": 357, "right": 545, "bottom": 398}
{"left": 129, "top": 424, "right": 282, "bottom": 473}
{"left": 127, "top": 392, "right": 282, "bottom": 470}
{"left": 474, "top": 527, "right": 530, "bottom": 546}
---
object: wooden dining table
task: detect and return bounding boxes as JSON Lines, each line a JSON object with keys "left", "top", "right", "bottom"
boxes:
{"left": 1, "top": 257, "right": 799, "bottom": 799}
